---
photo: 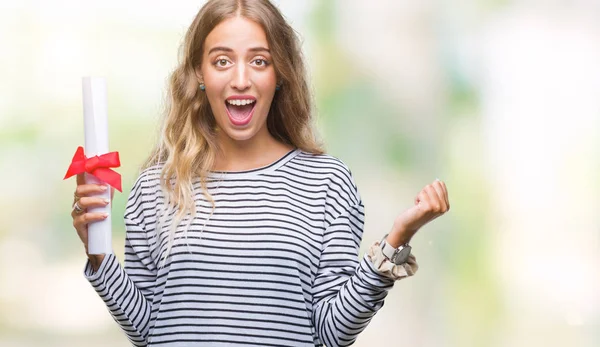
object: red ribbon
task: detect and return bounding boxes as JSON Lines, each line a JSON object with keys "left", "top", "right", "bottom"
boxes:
{"left": 64, "top": 146, "right": 122, "bottom": 192}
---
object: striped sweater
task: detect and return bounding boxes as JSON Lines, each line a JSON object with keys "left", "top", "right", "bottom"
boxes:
{"left": 84, "top": 149, "right": 401, "bottom": 346}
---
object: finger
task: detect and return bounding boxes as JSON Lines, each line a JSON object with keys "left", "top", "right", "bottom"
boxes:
{"left": 110, "top": 186, "right": 115, "bottom": 200}
{"left": 77, "top": 196, "right": 110, "bottom": 210}
{"left": 417, "top": 188, "right": 433, "bottom": 211}
{"left": 72, "top": 212, "right": 108, "bottom": 247}
{"left": 71, "top": 207, "right": 84, "bottom": 220}
{"left": 73, "top": 212, "right": 109, "bottom": 227}
{"left": 76, "top": 173, "right": 85, "bottom": 185}
{"left": 75, "top": 184, "right": 108, "bottom": 198}
{"left": 424, "top": 185, "right": 443, "bottom": 213}
{"left": 439, "top": 180, "right": 449, "bottom": 209}
{"left": 436, "top": 179, "right": 447, "bottom": 195}
{"left": 431, "top": 181, "right": 448, "bottom": 212}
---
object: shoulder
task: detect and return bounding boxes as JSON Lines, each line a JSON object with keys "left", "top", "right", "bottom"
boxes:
{"left": 290, "top": 151, "right": 355, "bottom": 181}
{"left": 136, "top": 164, "right": 164, "bottom": 187}
{"left": 289, "top": 150, "right": 361, "bottom": 206}
{"left": 123, "top": 164, "right": 164, "bottom": 224}
{"left": 293, "top": 151, "right": 352, "bottom": 172}
{"left": 125, "top": 164, "right": 164, "bottom": 208}
{"left": 130, "top": 164, "right": 163, "bottom": 194}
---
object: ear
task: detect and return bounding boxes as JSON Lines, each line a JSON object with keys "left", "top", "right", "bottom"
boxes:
{"left": 194, "top": 66, "right": 203, "bottom": 84}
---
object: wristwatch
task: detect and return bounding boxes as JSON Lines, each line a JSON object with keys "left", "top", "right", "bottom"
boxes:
{"left": 379, "top": 234, "right": 412, "bottom": 265}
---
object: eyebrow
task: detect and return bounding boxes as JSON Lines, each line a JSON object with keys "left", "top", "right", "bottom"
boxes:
{"left": 207, "top": 46, "right": 270, "bottom": 55}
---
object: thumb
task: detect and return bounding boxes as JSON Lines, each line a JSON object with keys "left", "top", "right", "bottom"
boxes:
{"left": 76, "top": 173, "right": 85, "bottom": 185}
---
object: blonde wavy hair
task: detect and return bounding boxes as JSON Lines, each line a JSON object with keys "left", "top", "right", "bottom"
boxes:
{"left": 142, "top": 0, "right": 324, "bottom": 264}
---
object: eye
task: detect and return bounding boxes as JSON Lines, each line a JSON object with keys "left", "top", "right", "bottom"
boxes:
{"left": 214, "top": 58, "right": 232, "bottom": 68}
{"left": 251, "top": 58, "right": 269, "bottom": 67}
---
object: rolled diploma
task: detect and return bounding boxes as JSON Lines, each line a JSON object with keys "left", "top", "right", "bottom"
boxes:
{"left": 82, "top": 77, "right": 113, "bottom": 255}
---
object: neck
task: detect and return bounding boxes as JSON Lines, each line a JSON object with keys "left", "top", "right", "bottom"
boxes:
{"left": 213, "top": 128, "right": 293, "bottom": 172}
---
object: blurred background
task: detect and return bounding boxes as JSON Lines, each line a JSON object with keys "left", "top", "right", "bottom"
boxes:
{"left": 1, "top": 0, "right": 599, "bottom": 346}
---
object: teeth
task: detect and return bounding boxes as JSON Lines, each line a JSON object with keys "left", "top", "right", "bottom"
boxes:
{"left": 227, "top": 99, "right": 255, "bottom": 106}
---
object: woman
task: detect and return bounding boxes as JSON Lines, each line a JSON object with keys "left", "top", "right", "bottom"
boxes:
{"left": 71, "top": 0, "right": 449, "bottom": 346}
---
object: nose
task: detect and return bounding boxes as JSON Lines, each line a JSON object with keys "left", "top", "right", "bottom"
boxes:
{"left": 230, "top": 63, "right": 251, "bottom": 91}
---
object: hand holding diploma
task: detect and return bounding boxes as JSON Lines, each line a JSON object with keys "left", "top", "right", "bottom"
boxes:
{"left": 71, "top": 174, "right": 114, "bottom": 270}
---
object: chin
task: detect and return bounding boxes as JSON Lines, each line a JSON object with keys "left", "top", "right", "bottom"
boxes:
{"left": 224, "top": 130, "right": 257, "bottom": 142}
{"left": 219, "top": 122, "right": 261, "bottom": 142}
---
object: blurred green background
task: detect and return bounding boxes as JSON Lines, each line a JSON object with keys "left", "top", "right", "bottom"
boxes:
{"left": 1, "top": 0, "right": 598, "bottom": 346}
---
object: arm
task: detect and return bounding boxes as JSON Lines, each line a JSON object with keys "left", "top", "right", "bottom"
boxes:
{"left": 84, "top": 217, "right": 157, "bottom": 347}
{"left": 84, "top": 178, "right": 158, "bottom": 347}
{"left": 312, "top": 202, "right": 404, "bottom": 347}
{"left": 311, "top": 169, "right": 449, "bottom": 346}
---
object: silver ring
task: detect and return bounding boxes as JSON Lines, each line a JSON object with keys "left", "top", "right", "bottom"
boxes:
{"left": 72, "top": 201, "right": 85, "bottom": 214}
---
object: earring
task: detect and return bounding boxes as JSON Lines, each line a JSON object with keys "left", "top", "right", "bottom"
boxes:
{"left": 275, "top": 84, "right": 281, "bottom": 91}
{"left": 199, "top": 83, "right": 205, "bottom": 91}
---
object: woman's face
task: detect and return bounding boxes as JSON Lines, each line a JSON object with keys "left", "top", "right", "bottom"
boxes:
{"left": 199, "top": 16, "right": 277, "bottom": 145}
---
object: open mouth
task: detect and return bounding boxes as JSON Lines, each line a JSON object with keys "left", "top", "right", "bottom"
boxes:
{"left": 225, "top": 98, "right": 256, "bottom": 126}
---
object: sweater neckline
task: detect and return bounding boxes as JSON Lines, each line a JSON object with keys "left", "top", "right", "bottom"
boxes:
{"left": 207, "top": 148, "right": 300, "bottom": 179}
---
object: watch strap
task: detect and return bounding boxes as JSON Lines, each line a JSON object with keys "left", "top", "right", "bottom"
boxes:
{"left": 380, "top": 238, "right": 397, "bottom": 260}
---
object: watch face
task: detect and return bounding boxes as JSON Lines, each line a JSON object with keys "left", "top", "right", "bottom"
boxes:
{"left": 392, "top": 246, "right": 411, "bottom": 265}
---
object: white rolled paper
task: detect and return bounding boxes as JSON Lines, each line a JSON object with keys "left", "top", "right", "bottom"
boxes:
{"left": 82, "top": 77, "right": 113, "bottom": 255}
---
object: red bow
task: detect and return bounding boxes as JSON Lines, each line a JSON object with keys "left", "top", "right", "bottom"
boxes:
{"left": 64, "top": 146, "right": 122, "bottom": 192}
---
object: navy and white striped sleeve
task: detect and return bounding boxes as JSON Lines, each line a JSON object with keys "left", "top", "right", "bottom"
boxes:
{"left": 84, "top": 174, "right": 157, "bottom": 347}
{"left": 311, "top": 200, "right": 396, "bottom": 347}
